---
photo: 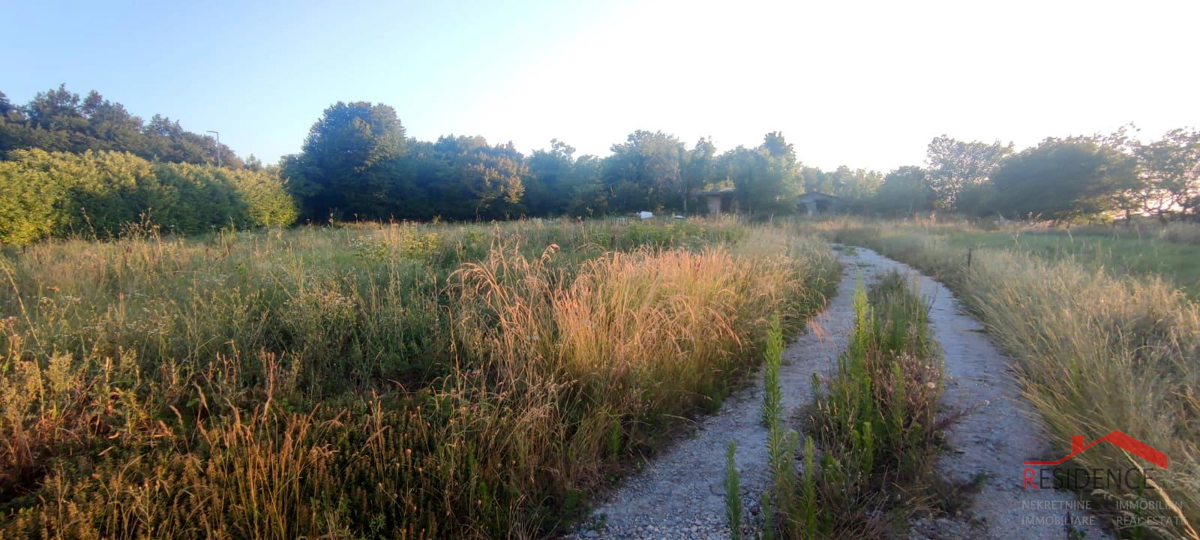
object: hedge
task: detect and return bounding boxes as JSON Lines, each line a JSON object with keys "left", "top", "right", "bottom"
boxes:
{"left": 0, "top": 149, "right": 297, "bottom": 244}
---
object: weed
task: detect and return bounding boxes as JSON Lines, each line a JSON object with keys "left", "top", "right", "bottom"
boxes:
{"left": 770, "top": 273, "right": 950, "bottom": 539}
{"left": 726, "top": 440, "right": 742, "bottom": 540}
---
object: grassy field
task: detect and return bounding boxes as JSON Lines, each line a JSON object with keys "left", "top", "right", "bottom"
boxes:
{"left": 0, "top": 218, "right": 839, "bottom": 538}
{"left": 916, "top": 222, "right": 1200, "bottom": 299}
{"left": 808, "top": 217, "right": 1199, "bottom": 539}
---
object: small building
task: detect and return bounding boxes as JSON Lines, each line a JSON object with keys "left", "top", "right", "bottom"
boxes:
{"left": 698, "top": 187, "right": 737, "bottom": 215}
{"left": 797, "top": 192, "right": 840, "bottom": 215}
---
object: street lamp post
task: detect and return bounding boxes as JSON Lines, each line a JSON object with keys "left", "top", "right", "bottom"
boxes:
{"left": 206, "top": 130, "right": 221, "bottom": 167}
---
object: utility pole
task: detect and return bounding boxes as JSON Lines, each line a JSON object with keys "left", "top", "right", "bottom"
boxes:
{"left": 206, "top": 130, "right": 221, "bottom": 167}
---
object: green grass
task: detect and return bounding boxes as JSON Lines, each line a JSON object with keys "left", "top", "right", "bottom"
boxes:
{"left": 934, "top": 229, "right": 1200, "bottom": 299}
{"left": 0, "top": 217, "right": 840, "bottom": 539}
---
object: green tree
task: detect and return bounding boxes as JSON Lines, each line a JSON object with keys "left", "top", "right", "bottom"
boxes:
{"left": 871, "top": 166, "right": 934, "bottom": 215}
{"left": 291, "top": 101, "right": 407, "bottom": 220}
{"left": 1133, "top": 128, "right": 1200, "bottom": 219}
{"left": 0, "top": 149, "right": 294, "bottom": 244}
{"left": 2, "top": 85, "right": 242, "bottom": 167}
{"left": 524, "top": 139, "right": 580, "bottom": 216}
{"left": 681, "top": 137, "right": 717, "bottom": 213}
{"left": 432, "top": 135, "right": 527, "bottom": 220}
{"left": 988, "top": 137, "right": 1135, "bottom": 222}
{"left": 722, "top": 132, "right": 801, "bottom": 217}
{"left": 601, "top": 130, "right": 684, "bottom": 213}
{"left": 925, "top": 135, "right": 1013, "bottom": 210}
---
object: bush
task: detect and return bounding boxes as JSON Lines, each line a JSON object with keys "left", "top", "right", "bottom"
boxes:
{"left": 0, "top": 149, "right": 297, "bottom": 244}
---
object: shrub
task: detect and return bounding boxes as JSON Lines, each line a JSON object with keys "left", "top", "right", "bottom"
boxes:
{"left": 0, "top": 149, "right": 297, "bottom": 244}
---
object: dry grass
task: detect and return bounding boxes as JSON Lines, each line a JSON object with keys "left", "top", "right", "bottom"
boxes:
{"left": 818, "top": 218, "right": 1199, "bottom": 539}
{"left": 0, "top": 218, "right": 837, "bottom": 538}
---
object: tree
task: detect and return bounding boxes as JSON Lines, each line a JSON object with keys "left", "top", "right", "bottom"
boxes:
{"left": 827, "top": 166, "right": 882, "bottom": 200}
{"left": 601, "top": 130, "right": 684, "bottom": 213}
{"left": 524, "top": 139, "right": 579, "bottom": 216}
{"left": 925, "top": 135, "right": 1013, "bottom": 210}
{"left": 1, "top": 85, "right": 243, "bottom": 168}
{"left": 0, "top": 91, "right": 16, "bottom": 118}
{"left": 680, "top": 137, "right": 716, "bottom": 213}
{"left": 722, "top": 132, "right": 801, "bottom": 217}
{"left": 871, "top": 166, "right": 934, "bottom": 215}
{"left": 565, "top": 155, "right": 606, "bottom": 217}
{"left": 1133, "top": 128, "right": 1200, "bottom": 220}
{"left": 290, "top": 101, "right": 407, "bottom": 220}
{"left": 988, "top": 137, "right": 1135, "bottom": 222}
{"left": 432, "top": 135, "right": 526, "bottom": 220}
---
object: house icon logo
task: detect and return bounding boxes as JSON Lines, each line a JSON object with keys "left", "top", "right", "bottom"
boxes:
{"left": 1024, "top": 430, "right": 1168, "bottom": 469}
{"left": 1021, "top": 430, "right": 1168, "bottom": 490}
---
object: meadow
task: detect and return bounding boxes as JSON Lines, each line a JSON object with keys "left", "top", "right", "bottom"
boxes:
{"left": 808, "top": 217, "right": 1199, "bottom": 539}
{"left": 0, "top": 217, "right": 838, "bottom": 539}
{"left": 3, "top": 214, "right": 1198, "bottom": 539}
{"left": 891, "top": 219, "right": 1200, "bottom": 299}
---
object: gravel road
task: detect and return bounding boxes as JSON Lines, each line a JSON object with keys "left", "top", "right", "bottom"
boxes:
{"left": 567, "top": 246, "right": 1107, "bottom": 540}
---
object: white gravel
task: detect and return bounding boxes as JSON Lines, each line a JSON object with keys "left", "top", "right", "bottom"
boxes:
{"left": 567, "top": 246, "right": 1109, "bottom": 540}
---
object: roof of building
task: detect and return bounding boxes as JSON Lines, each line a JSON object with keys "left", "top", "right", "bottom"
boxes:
{"left": 697, "top": 187, "right": 737, "bottom": 197}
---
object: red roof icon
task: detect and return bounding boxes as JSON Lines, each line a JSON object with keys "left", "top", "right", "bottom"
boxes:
{"left": 1024, "top": 430, "right": 1168, "bottom": 469}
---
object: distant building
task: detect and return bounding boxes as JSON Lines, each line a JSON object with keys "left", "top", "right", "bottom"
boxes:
{"left": 698, "top": 187, "right": 737, "bottom": 215}
{"left": 797, "top": 192, "right": 840, "bottom": 215}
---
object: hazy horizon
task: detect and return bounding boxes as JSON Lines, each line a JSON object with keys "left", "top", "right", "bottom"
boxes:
{"left": 6, "top": 0, "right": 1197, "bottom": 171}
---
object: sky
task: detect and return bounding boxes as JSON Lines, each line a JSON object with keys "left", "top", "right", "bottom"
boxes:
{"left": 4, "top": 0, "right": 1198, "bottom": 172}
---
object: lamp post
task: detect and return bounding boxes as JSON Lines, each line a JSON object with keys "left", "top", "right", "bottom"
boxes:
{"left": 206, "top": 130, "right": 221, "bottom": 167}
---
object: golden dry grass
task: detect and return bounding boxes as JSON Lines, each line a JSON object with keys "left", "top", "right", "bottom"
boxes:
{"left": 0, "top": 219, "right": 837, "bottom": 538}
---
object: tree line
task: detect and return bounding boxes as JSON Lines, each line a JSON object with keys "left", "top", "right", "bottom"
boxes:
{"left": 2, "top": 85, "right": 1197, "bottom": 245}
{"left": 1, "top": 85, "right": 252, "bottom": 169}
{"left": 868, "top": 128, "right": 1200, "bottom": 222}
{"left": 280, "top": 101, "right": 899, "bottom": 222}
{"left": 282, "top": 101, "right": 1198, "bottom": 224}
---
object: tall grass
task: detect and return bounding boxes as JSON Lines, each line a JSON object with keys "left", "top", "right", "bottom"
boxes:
{"left": 825, "top": 220, "right": 1200, "bottom": 539}
{"left": 0, "top": 218, "right": 838, "bottom": 538}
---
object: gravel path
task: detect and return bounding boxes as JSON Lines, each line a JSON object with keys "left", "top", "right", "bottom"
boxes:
{"left": 567, "top": 251, "right": 862, "bottom": 539}
{"left": 568, "top": 246, "right": 1108, "bottom": 540}
{"left": 846, "top": 247, "right": 1108, "bottom": 540}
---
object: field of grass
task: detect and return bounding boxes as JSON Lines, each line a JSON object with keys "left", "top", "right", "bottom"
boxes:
{"left": 808, "top": 217, "right": 1199, "bottom": 539}
{"left": 925, "top": 224, "right": 1200, "bottom": 299}
{"left": 829, "top": 217, "right": 1200, "bottom": 299}
{"left": 0, "top": 217, "right": 838, "bottom": 538}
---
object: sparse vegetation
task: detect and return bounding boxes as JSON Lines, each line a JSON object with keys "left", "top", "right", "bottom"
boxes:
{"left": 766, "top": 272, "right": 950, "bottom": 539}
{"left": 761, "top": 316, "right": 800, "bottom": 535}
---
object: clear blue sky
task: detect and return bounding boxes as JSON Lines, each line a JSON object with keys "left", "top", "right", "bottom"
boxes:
{"left": 5, "top": 0, "right": 1197, "bottom": 171}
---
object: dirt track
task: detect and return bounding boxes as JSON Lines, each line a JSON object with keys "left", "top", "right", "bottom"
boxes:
{"left": 569, "top": 246, "right": 1106, "bottom": 540}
